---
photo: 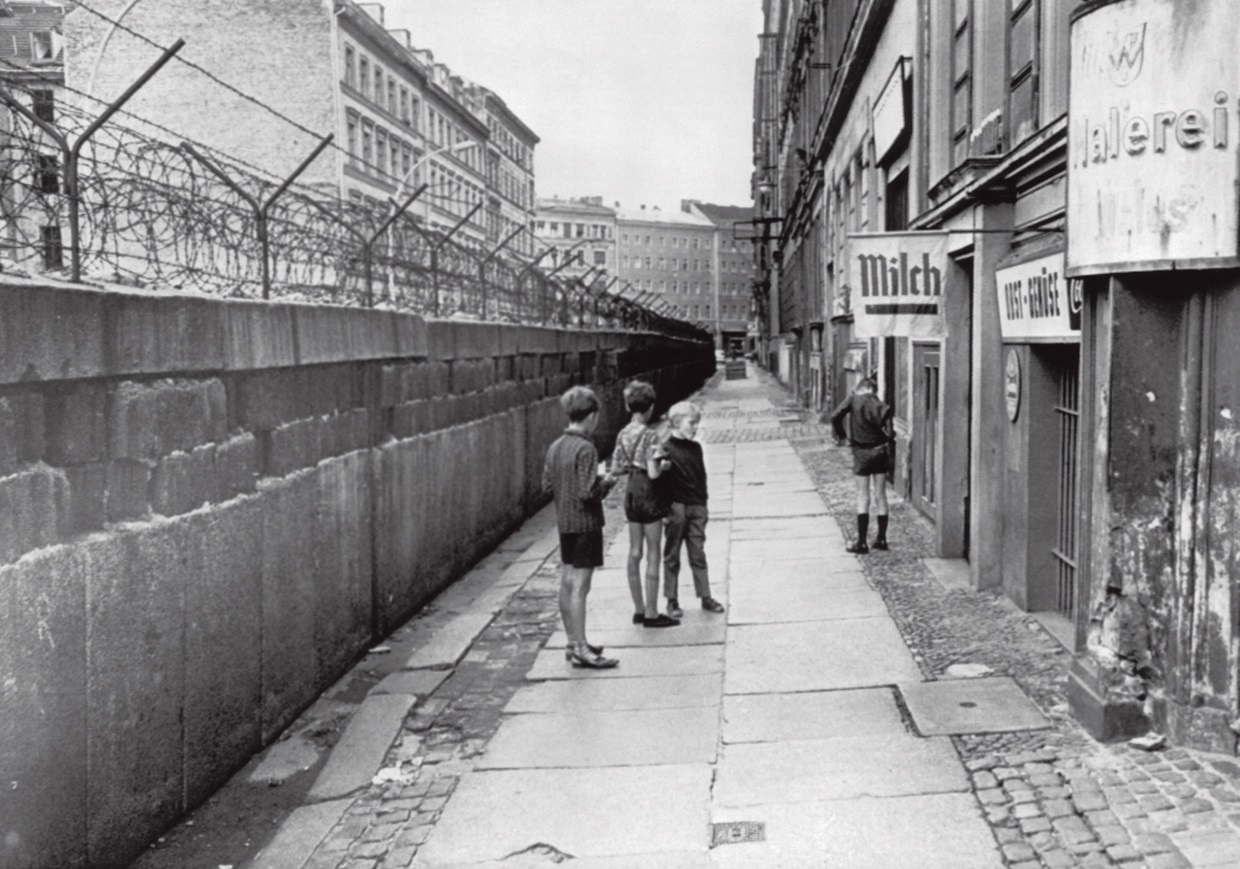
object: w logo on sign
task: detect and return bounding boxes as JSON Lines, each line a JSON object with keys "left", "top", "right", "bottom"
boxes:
{"left": 1107, "top": 23, "right": 1146, "bottom": 86}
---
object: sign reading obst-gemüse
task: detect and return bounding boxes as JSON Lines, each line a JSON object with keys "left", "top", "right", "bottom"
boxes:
{"left": 1067, "top": 0, "right": 1240, "bottom": 275}
{"left": 995, "top": 252, "right": 1082, "bottom": 343}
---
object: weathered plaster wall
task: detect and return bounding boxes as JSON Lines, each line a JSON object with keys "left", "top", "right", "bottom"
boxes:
{"left": 0, "top": 281, "right": 713, "bottom": 869}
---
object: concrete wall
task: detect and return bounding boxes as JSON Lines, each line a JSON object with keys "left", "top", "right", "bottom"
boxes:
{"left": 0, "top": 281, "right": 713, "bottom": 869}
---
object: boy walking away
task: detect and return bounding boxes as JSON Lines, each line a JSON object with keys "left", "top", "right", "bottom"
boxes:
{"left": 542, "top": 386, "right": 619, "bottom": 669}
{"left": 830, "top": 378, "right": 895, "bottom": 554}
{"left": 610, "top": 380, "right": 679, "bottom": 628}
{"left": 660, "top": 401, "right": 725, "bottom": 618}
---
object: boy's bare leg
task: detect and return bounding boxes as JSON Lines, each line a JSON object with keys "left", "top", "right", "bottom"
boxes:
{"left": 872, "top": 474, "right": 888, "bottom": 515}
{"left": 559, "top": 565, "right": 584, "bottom": 647}
{"left": 854, "top": 474, "right": 871, "bottom": 514}
{"left": 626, "top": 522, "right": 646, "bottom": 615}
{"left": 642, "top": 521, "right": 662, "bottom": 619}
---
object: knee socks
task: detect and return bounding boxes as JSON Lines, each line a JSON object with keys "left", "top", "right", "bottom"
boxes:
{"left": 876, "top": 514, "right": 888, "bottom": 543}
{"left": 856, "top": 513, "right": 869, "bottom": 543}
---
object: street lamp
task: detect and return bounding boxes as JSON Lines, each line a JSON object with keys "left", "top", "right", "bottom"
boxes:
{"left": 396, "top": 138, "right": 478, "bottom": 197}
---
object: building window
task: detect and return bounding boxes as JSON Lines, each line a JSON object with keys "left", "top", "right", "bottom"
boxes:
{"left": 951, "top": 0, "right": 972, "bottom": 166}
{"left": 346, "top": 113, "right": 358, "bottom": 166}
{"left": 41, "top": 225, "right": 62, "bottom": 269}
{"left": 645, "top": 257, "right": 652, "bottom": 269}
{"left": 594, "top": 250, "right": 606, "bottom": 266}
{"left": 35, "top": 153, "right": 58, "bottom": 194}
{"left": 31, "top": 31, "right": 54, "bottom": 60}
{"left": 345, "top": 45, "right": 356, "bottom": 88}
{"left": 31, "top": 89, "right": 53, "bottom": 123}
{"left": 376, "top": 129, "right": 388, "bottom": 176}
{"left": 361, "top": 122, "right": 373, "bottom": 173}
{"left": 359, "top": 56, "right": 370, "bottom": 99}
{"left": 409, "top": 97, "right": 420, "bottom": 130}
{"left": 1009, "top": 0, "right": 1039, "bottom": 146}
{"left": 374, "top": 68, "right": 383, "bottom": 105}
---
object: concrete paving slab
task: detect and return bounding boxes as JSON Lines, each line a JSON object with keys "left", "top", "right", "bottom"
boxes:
{"left": 546, "top": 623, "right": 726, "bottom": 648}
{"left": 250, "top": 797, "right": 353, "bottom": 869}
{"left": 527, "top": 644, "right": 724, "bottom": 681}
{"left": 728, "top": 585, "right": 887, "bottom": 624}
{"left": 479, "top": 706, "right": 719, "bottom": 768}
{"left": 730, "top": 516, "right": 836, "bottom": 538}
{"left": 307, "top": 692, "right": 416, "bottom": 801}
{"left": 709, "top": 794, "right": 1003, "bottom": 869}
{"left": 726, "top": 560, "right": 867, "bottom": 590}
{"left": 247, "top": 732, "right": 323, "bottom": 785}
{"left": 730, "top": 493, "right": 828, "bottom": 519}
{"left": 370, "top": 668, "right": 450, "bottom": 698}
{"left": 414, "top": 854, "right": 712, "bottom": 869}
{"left": 900, "top": 677, "right": 1050, "bottom": 735}
{"left": 725, "top": 619, "right": 922, "bottom": 694}
{"left": 713, "top": 735, "right": 967, "bottom": 806}
{"left": 411, "top": 765, "right": 712, "bottom": 866}
{"left": 403, "top": 611, "right": 496, "bottom": 670}
{"left": 923, "top": 557, "right": 972, "bottom": 591}
{"left": 506, "top": 673, "right": 722, "bottom": 714}
{"left": 722, "top": 688, "right": 906, "bottom": 743}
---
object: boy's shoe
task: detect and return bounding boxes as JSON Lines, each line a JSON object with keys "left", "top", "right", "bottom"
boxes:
{"left": 632, "top": 612, "right": 645, "bottom": 624}
{"left": 667, "top": 598, "right": 683, "bottom": 618}
{"left": 872, "top": 538, "right": 889, "bottom": 551}
{"left": 846, "top": 540, "right": 869, "bottom": 554}
{"left": 643, "top": 614, "right": 680, "bottom": 628}
{"left": 701, "top": 597, "right": 725, "bottom": 613}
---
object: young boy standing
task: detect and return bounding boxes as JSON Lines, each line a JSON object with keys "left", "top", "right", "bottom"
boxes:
{"left": 542, "top": 385, "right": 619, "bottom": 669}
{"left": 659, "top": 400, "right": 725, "bottom": 618}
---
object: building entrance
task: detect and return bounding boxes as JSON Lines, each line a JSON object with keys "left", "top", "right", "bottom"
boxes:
{"left": 912, "top": 342, "right": 940, "bottom": 520}
{"left": 1051, "top": 346, "right": 1081, "bottom": 619}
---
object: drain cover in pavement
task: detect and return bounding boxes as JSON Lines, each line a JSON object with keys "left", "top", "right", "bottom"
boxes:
{"left": 900, "top": 677, "right": 1049, "bottom": 736}
{"left": 711, "top": 821, "right": 766, "bottom": 847}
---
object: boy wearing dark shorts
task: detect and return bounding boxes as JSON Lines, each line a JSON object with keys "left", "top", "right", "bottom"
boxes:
{"left": 830, "top": 378, "right": 895, "bottom": 554}
{"left": 542, "top": 386, "right": 619, "bottom": 669}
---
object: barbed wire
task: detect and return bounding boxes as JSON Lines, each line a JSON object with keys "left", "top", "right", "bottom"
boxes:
{"left": 0, "top": 94, "right": 702, "bottom": 336}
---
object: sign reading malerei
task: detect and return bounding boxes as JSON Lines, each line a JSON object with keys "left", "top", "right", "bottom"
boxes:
{"left": 995, "top": 252, "right": 1082, "bottom": 342}
{"left": 1068, "top": 0, "right": 1240, "bottom": 275}
{"left": 848, "top": 231, "right": 948, "bottom": 338}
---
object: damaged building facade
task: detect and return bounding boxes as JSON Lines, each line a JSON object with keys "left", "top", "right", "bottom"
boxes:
{"left": 753, "top": 0, "right": 1240, "bottom": 753}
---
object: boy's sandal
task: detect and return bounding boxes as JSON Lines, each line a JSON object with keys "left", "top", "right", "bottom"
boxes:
{"left": 564, "top": 642, "right": 604, "bottom": 661}
{"left": 701, "top": 597, "right": 725, "bottom": 613}
{"left": 569, "top": 649, "right": 619, "bottom": 669}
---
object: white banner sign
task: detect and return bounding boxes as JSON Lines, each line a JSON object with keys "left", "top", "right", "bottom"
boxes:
{"left": 1068, "top": 0, "right": 1240, "bottom": 274}
{"left": 848, "top": 232, "right": 948, "bottom": 338}
{"left": 995, "top": 252, "right": 1082, "bottom": 342}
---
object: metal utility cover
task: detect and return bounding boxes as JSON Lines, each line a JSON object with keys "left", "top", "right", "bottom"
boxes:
{"left": 711, "top": 821, "right": 766, "bottom": 847}
{"left": 900, "top": 677, "right": 1049, "bottom": 736}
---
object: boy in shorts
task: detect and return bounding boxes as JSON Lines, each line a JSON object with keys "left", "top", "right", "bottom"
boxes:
{"left": 542, "top": 385, "right": 619, "bottom": 668}
{"left": 660, "top": 400, "right": 725, "bottom": 618}
{"left": 830, "top": 378, "right": 894, "bottom": 553}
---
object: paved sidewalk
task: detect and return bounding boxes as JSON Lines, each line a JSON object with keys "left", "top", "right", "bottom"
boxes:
{"left": 138, "top": 364, "right": 1240, "bottom": 869}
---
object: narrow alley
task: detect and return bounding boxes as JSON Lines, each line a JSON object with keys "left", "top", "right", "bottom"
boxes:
{"left": 133, "top": 365, "right": 1240, "bottom": 869}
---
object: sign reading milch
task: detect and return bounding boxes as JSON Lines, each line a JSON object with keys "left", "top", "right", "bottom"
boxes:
{"left": 848, "top": 231, "right": 948, "bottom": 338}
{"left": 1068, "top": 0, "right": 1240, "bottom": 275}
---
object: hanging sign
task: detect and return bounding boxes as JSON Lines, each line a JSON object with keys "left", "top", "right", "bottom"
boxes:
{"left": 995, "top": 252, "right": 1081, "bottom": 342}
{"left": 847, "top": 231, "right": 949, "bottom": 338}
{"left": 1067, "top": 0, "right": 1240, "bottom": 275}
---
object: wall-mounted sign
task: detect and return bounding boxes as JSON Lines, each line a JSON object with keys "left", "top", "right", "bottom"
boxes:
{"left": 872, "top": 57, "right": 910, "bottom": 164}
{"left": 1005, "top": 349, "right": 1022, "bottom": 422}
{"left": 995, "top": 252, "right": 1081, "bottom": 342}
{"left": 847, "top": 231, "right": 949, "bottom": 339}
{"left": 1067, "top": 0, "right": 1240, "bottom": 275}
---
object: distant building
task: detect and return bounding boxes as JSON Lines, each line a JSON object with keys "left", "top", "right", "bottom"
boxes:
{"left": 533, "top": 196, "right": 616, "bottom": 284}
{"left": 682, "top": 200, "right": 755, "bottom": 351}
{"left": 483, "top": 90, "right": 537, "bottom": 258}
{"left": 0, "top": 1, "right": 65, "bottom": 272}
{"left": 62, "top": 0, "right": 534, "bottom": 251}
{"left": 615, "top": 204, "right": 716, "bottom": 332}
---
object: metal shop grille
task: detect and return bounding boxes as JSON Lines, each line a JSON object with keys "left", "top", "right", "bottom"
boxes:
{"left": 1052, "top": 350, "right": 1081, "bottom": 617}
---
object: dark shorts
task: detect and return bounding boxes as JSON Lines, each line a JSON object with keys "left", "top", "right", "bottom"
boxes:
{"left": 560, "top": 530, "right": 604, "bottom": 568}
{"left": 852, "top": 442, "right": 893, "bottom": 476}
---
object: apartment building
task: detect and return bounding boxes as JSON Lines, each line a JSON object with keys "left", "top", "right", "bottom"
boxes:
{"left": 615, "top": 204, "right": 716, "bottom": 327}
{"left": 754, "top": 0, "right": 1240, "bottom": 753}
{"left": 533, "top": 196, "right": 617, "bottom": 285}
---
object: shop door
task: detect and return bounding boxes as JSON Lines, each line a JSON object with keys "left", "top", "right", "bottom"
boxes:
{"left": 1052, "top": 347, "right": 1082, "bottom": 618}
{"left": 912, "top": 343, "right": 940, "bottom": 519}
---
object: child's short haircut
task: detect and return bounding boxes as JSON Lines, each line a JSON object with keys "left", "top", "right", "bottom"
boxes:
{"left": 560, "top": 385, "right": 600, "bottom": 422}
{"left": 623, "top": 380, "right": 656, "bottom": 414}
{"left": 668, "top": 400, "right": 701, "bottom": 425}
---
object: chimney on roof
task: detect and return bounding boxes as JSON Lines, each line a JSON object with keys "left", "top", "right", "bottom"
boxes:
{"left": 681, "top": 200, "right": 692, "bottom": 213}
{"left": 358, "top": 3, "right": 385, "bottom": 25}
{"left": 387, "top": 28, "right": 412, "bottom": 49}
{"left": 640, "top": 204, "right": 646, "bottom": 210}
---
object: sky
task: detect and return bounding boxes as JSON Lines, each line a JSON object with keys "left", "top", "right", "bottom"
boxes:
{"left": 386, "top": 0, "right": 764, "bottom": 213}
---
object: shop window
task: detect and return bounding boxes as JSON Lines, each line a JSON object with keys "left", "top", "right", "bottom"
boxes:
{"left": 1008, "top": 0, "right": 1039, "bottom": 146}
{"left": 951, "top": 0, "right": 972, "bottom": 166}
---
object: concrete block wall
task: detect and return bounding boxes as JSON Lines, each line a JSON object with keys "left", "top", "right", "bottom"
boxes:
{"left": 0, "top": 282, "right": 714, "bottom": 869}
